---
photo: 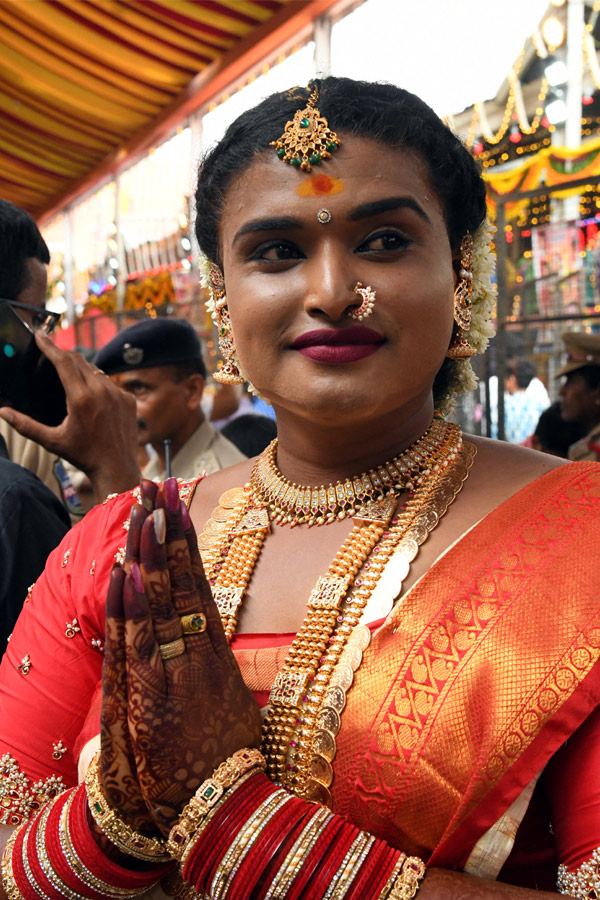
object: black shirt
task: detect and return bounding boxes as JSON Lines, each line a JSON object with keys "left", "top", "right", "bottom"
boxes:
{"left": 0, "top": 457, "right": 70, "bottom": 656}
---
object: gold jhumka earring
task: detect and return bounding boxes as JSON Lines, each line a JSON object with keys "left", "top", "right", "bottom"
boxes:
{"left": 270, "top": 85, "right": 341, "bottom": 172}
{"left": 210, "top": 264, "right": 245, "bottom": 385}
{"left": 446, "top": 233, "right": 476, "bottom": 360}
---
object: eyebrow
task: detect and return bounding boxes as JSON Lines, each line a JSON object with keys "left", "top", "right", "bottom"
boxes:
{"left": 122, "top": 378, "right": 149, "bottom": 389}
{"left": 348, "top": 197, "right": 431, "bottom": 224}
{"left": 232, "top": 216, "right": 303, "bottom": 246}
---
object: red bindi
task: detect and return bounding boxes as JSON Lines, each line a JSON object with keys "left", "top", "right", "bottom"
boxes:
{"left": 312, "top": 175, "right": 334, "bottom": 195}
{"left": 296, "top": 174, "right": 344, "bottom": 198}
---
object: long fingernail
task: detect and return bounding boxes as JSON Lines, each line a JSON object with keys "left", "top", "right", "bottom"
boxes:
{"left": 130, "top": 561, "right": 144, "bottom": 593}
{"left": 106, "top": 567, "right": 125, "bottom": 617}
{"left": 153, "top": 508, "right": 166, "bottom": 544}
{"left": 140, "top": 479, "right": 158, "bottom": 511}
{"left": 165, "top": 477, "right": 179, "bottom": 512}
{"left": 181, "top": 501, "right": 191, "bottom": 531}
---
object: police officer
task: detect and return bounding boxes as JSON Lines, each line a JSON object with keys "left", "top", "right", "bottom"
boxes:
{"left": 96, "top": 318, "right": 246, "bottom": 480}
{"left": 557, "top": 331, "right": 600, "bottom": 461}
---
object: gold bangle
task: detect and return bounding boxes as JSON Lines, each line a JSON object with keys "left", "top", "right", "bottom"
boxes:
{"left": 178, "top": 770, "right": 258, "bottom": 869}
{"left": 168, "top": 747, "right": 265, "bottom": 860}
{"left": 59, "top": 791, "right": 148, "bottom": 898}
{"left": 210, "top": 791, "right": 290, "bottom": 900}
{"left": 85, "top": 752, "right": 170, "bottom": 862}
{"left": 1, "top": 823, "right": 26, "bottom": 900}
{"left": 380, "top": 855, "right": 407, "bottom": 900}
{"left": 323, "top": 832, "right": 375, "bottom": 900}
{"left": 18, "top": 819, "right": 50, "bottom": 900}
{"left": 388, "top": 855, "right": 426, "bottom": 900}
{"left": 263, "top": 806, "right": 333, "bottom": 900}
{"left": 36, "top": 803, "right": 85, "bottom": 900}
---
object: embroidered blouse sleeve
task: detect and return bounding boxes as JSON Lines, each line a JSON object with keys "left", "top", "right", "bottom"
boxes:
{"left": 546, "top": 704, "right": 600, "bottom": 895}
{"left": 0, "top": 489, "right": 138, "bottom": 826}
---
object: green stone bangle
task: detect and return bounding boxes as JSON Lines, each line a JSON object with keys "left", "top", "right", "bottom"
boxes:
{"left": 85, "top": 752, "right": 169, "bottom": 863}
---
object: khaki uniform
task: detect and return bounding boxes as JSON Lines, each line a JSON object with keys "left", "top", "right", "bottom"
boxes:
{"left": 142, "top": 419, "right": 245, "bottom": 481}
{"left": 568, "top": 423, "right": 600, "bottom": 462}
{"left": 0, "top": 420, "right": 61, "bottom": 500}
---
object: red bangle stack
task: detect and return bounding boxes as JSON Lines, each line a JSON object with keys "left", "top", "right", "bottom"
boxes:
{"left": 181, "top": 771, "right": 421, "bottom": 900}
{"left": 183, "top": 771, "right": 275, "bottom": 888}
{"left": 2, "top": 784, "right": 171, "bottom": 900}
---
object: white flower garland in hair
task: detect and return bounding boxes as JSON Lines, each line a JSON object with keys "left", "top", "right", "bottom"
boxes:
{"left": 199, "top": 217, "right": 496, "bottom": 411}
{"left": 436, "top": 217, "right": 497, "bottom": 416}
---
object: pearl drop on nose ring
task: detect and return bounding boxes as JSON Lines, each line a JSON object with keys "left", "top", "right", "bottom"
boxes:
{"left": 348, "top": 282, "right": 376, "bottom": 320}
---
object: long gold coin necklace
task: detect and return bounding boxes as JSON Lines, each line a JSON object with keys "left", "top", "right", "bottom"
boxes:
{"left": 197, "top": 420, "right": 474, "bottom": 803}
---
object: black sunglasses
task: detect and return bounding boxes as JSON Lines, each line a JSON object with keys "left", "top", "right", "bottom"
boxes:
{"left": 0, "top": 299, "right": 61, "bottom": 335}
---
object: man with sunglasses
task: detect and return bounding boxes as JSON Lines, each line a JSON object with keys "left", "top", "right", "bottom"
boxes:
{"left": 5, "top": 299, "right": 61, "bottom": 336}
{"left": 0, "top": 200, "right": 72, "bottom": 658}
{"left": 0, "top": 199, "right": 140, "bottom": 516}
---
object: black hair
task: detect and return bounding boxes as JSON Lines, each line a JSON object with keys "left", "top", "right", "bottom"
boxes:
{"left": 510, "top": 358, "right": 537, "bottom": 390}
{"left": 170, "top": 358, "right": 207, "bottom": 382}
{"left": 572, "top": 364, "right": 600, "bottom": 391}
{"left": 194, "top": 77, "right": 488, "bottom": 407}
{"left": 221, "top": 414, "right": 277, "bottom": 457}
{"left": 0, "top": 198, "right": 50, "bottom": 299}
{"left": 195, "top": 77, "right": 487, "bottom": 263}
{"left": 534, "top": 401, "right": 587, "bottom": 458}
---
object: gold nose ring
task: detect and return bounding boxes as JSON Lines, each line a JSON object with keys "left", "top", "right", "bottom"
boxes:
{"left": 348, "top": 283, "right": 376, "bottom": 321}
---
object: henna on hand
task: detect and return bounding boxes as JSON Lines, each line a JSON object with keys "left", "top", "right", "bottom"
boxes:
{"left": 122, "top": 480, "right": 261, "bottom": 834}
{"left": 101, "top": 566, "right": 157, "bottom": 836}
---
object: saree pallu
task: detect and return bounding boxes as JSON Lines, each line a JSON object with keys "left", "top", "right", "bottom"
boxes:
{"left": 0, "top": 463, "right": 598, "bottom": 886}
{"left": 331, "top": 461, "right": 600, "bottom": 884}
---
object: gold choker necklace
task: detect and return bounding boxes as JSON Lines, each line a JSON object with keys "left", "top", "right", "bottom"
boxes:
{"left": 250, "top": 419, "right": 462, "bottom": 527}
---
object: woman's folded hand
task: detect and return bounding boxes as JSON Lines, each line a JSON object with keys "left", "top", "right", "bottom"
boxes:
{"left": 102, "top": 477, "right": 261, "bottom": 837}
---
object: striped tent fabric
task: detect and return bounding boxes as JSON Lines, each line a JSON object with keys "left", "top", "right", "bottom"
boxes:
{"left": 0, "top": 0, "right": 289, "bottom": 215}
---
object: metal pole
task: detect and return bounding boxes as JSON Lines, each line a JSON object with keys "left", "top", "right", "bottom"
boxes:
{"left": 314, "top": 14, "right": 332, "bottom": 77}
{"left": 495, "top": 201, "right": 508, "bottom": 442}
{"left": 566, "top": 0, "right": 584, "bottom": 150}
{"left": 64, "top": 208, "right": 75, "bottom": 326}
{"left": 189, "top": 111, "right": 203, "bottom": 265}
{"left": 114, "top": 174, "right": 126, "bottom": 315}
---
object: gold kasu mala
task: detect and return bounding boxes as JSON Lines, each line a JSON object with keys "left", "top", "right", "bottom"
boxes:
{"left": 252, "top": 418, "right": 456, "bottom": 527}
{"left": 263, "top": 438, "right": 468, "bottom": 799}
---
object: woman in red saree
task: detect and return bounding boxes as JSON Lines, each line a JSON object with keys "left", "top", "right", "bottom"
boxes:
{"left": 1, "top": 78, "right": 599, "bottom": 900}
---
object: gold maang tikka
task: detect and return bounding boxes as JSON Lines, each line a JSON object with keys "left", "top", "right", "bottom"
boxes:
{"left": 270, "top": 85, "right": 341, "bottom": 172}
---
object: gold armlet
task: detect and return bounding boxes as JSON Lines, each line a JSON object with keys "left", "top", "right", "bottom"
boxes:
{"left": 558, "top": 847, "right": 600, "bottom": 899}
{"left": 167, "top": 747, "right": 266, "bottom": 861}
{"left": 85, "top": 752, "right": 170, "bottom": 862}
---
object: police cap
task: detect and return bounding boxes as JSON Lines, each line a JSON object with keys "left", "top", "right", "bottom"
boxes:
{"left": 556, "top": 331, "right": 600, "bottom": 378}
{"left": 95, "top": 317, "right": 206, "bottom": 377}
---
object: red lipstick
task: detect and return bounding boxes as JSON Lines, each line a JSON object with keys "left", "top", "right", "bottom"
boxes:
{"left": 291, "top": 326, "right": 384, "bottom": 365}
